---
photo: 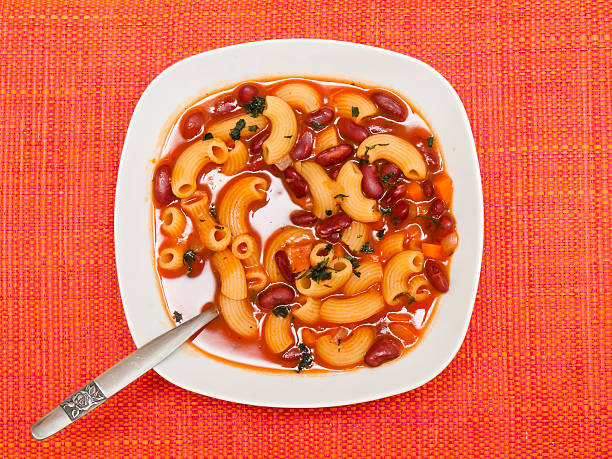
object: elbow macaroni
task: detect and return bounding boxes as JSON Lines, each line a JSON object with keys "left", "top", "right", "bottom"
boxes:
{"left": 207, "top": 112, "right": 268, "bottom": 144}
{"left": 218, "top": 175, "right": 269, "bottom": 237}
{"left": 210, "top": 249, "right": 248, "bottom": 300}
{"left": 356, "top": 134, "right": 427, "bottom": 180}
{"left": 320, "top": 289, "right": 385, "bottom": 323}
{"left": 293, "top": 297, "right": 321, "bottom": 324}
{"left": 222, "top": 140, "right": 249, "bottom": 175}
{"left": 336, "top": 162, "right": 380, "bottom": 222}
{"left": 382, "top": 250, "right": 425, "bottom": 306}
{"left": 218, "top": 294, "right": 258, "bottom": 338}
{"left": 274, "top": 82, "right": 322, "bottom": 113}
{"left": 264, "top": 313, "right": 294, "bottom": 353}
{"left": 334, "top": 92, "right": 377, "bottom": 122}
{"left": 341, "top": 221, "right": 370, "bottom": 252}
{"left": 262, "top": 96, "right": 297, "bottom": 165}
{"left": 295, "top": 257, "right": 352, "bottom": 298}
{"left": 181, "top": 191, "right": 231, "bottom": 251}
{"left": 343, "top": 261, "right": 383, "bottom": 296}
{"left": 263, "top": 227, "right": 315, "bottom": 282}
{"left": 293, "top": 161, "right": 340, "bottom": 218}
{"left": 160, "top": 206, "right": 186, "bottom": 238}
{"left": 314, "top": 127, "right": 339, "bottom": 154}
{"left": 315, "top": 327, "right": 375, "bottom": 367}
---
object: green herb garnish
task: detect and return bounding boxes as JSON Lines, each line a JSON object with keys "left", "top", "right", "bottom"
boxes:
{"left": 297, "top": 258, "right": 334, "bottom": 283}
{"left": 182, "top": 250, "right": 197, "bottom": 276}
{"left": 230, "top": 119, "right": 246, "bottom": 141}
{"left": 379, "top": 206, "right": 392, "bottom": 216}
{"left": 214, "top": 225, "right": 224, "bottom": 230}
{"left": 324, "top": 243, "right": 333, "bottom": 253}
{"left": 359, "top": 242, "right": 374, "bottom": 254}
{"left": 325, "top": 210, "right": 332, "bottom": 216}
{"left": 173, "top": 311, "right": 183, "bottom": 323}
{"left": 296, "top": 343, "right": 313, "bottom": 373}
{"left": 343, "top": 254, "right": 361, "bottom": 277}
{"left": 393, "top": 292, "right": 416, "bottom": 304}
{"left": 334, "top": 194, "right": 348, "bottom": 200}
{"left": 272, "top": 305, "right": 291, "bottom": 318}
{"left": 416, "top": 215, "right": 443, "bottom": 228}
{"left": 311, "top": 121, "right": 324, "bottom": 130}
{"left": 426, "top": 136, "right": 434, "bottom": 148}
{"left": 392, "top": 217, "right": 399, "bottom": 226}
{"left": 351, "top": 106, "right": 359, "bottom": 117}
{"left": 284, "top": 135, "right": 292, "bottom": 139}
{"left": 358, "top": 154, "right": 370, "bottom": 166}
{"left": 244, "top": 96, "right": 266, "bottom": 117}
{"left": 248, "top": 125, "right": 259, "bottom": 132}
{"left": 364, "top": 143, "right": 389, "bottom": 156}
{"left": 209, "top": 207, "right": 218, "bottom": 221}
{"left": 379, "top": 172, "right": 397, "bottom": 186}
{"left": 203, "top": 132, "right": 213, "bottom": 140}
{"left": 376, "top": 229, "right": 385, "bottom": 240}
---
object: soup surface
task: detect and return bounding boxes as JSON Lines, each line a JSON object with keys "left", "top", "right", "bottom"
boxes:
{"left": 152, "top": 78, "right": 457, "bottom": 372}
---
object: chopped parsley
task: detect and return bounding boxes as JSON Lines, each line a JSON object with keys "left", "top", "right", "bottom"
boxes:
{"left": 324, "top": 243, "right": 333, "bottom": 253}
{"left": 296, "top": 343, "right": 313, "bottom": 373}
{"left": 272, "top": 305, "right": 291, "bottom": 318}
{"left": 379, "top": 206, "right": 392, "bottom": 216}
{"left": 337, "top": 339, "right": 342, "bottom": 346}
{"left": 311, "top": 120, "right": 324, "bottom": 130}
{"left": 182, "top": 250, "right": 197, "bottom": 276}
{"left": 325, "top": 209, "right": 332, "bottom": 216}
{"left": 427, "top": 136, "right": 434, "bottom": 148}
{"left": 392, "top": 217, "right": 399, "bottom": 226}
{"left": 248, "top": 125, "right": 259, "bottom": 132}
{"left": 359, "top": 242, "right": 374, "bottom": 254}
{"left": 244, "top": 96, "right": 266, "bottom": 117}
{"left": 334, "top": 194, "right": 348, "bottom": 201}
{"left": 283, "top": 135, "right": 292, "bottom": 139}
{"left": 209, "top": 207, "right": 218, "bottom": 222}
{"left": 203, "top": 132, "right": 213, "bottom": 140}
{"left": 297, "top": 258, "right": 334, "bottom": 283}
{"left": 344, "top": 254, "right": 361, "bottom": 277}
{"left": 417, "top": 215, "right": 443, "bottom": 228}
{"left": 364, "top": 143, "right": 389, "bottom": 156}
{"left": 379, "top": 172, "right": 397, "bottom": 186}
{"left": 173, "top": 310, "right": 183, "bottom": 323}
{"left": 376, "top": 229, "right": 385, "bottom": 240}
{"left": 393, "top": 292, "right": 416, "bottom": 304}
{"left": 358, "top": 154, "right": 370, "bottom": 166}
{"left": 351, "top": 106, "right": 359, "bottom": 117}
{"left": 214, "top": 225, "right": 224, "bottom": 230}
{"left": 250, "top": 289, "right": 256, "bottom": 303}
{"left": 229, "top": 119, "right": 246, "bottom": 141}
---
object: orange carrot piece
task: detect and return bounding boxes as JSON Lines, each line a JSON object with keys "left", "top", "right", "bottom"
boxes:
{"left": 288, "top": 243, "right": 313, "bottom": 273}
{"left": 431, "top": 174, "right": 453, "bottom": 204}
{"left": 422, "top": 242, "right": 445, "bottom": 259}
{"left": 405, "top": 182, "right": 425, "bottom": 201}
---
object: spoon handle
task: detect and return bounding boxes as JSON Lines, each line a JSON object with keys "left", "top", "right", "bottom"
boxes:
{"left": 30, "top": 306, "right": 218, "bottom": 441}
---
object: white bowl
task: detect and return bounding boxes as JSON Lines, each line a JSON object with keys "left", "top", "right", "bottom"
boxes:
{"left": 114, "top": 39, "right": 483, "bottom": 407}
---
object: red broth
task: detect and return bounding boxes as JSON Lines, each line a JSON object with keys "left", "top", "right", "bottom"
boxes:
{"left": 152, "top": 78, "right": 456, "bottom": 372}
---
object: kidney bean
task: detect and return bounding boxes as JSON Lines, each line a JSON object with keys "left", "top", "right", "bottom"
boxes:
{"left": 290, "top": 211, "right": 317, "bottom": 227}
{"left": 284, "top": 167, "right": 309, "bottom": 198}
{"left": 424, "top": 260, "right": 449, "bottom": 292}
{"left": 250, "top": 129, "right": 270, "bottom": 155}
{"left": 383, "top": 184, "right": 406, "bottom": 207}
{"left": 371, "top": 92, "right": 407, "bottom": 120}
{"left": 290, "top": 129, "right": 315, "bottom": 161}
{"left": 305, "top": 107, "right": 334, "bottom": 128}
{"left": 415, "top": 140, "right": 437, "bottom": 169}
{"left": 274, "top": 250, "right": 294, "bottom": 284}
{"left": 360, "top": 163, "right": 384, "bottom": 199}
{"left": 153, "top": 165, "right": 176, "bottom": 206}
{"left": 327, "top": 232, "right": 342, "bottom": 243}
{"left": 187, "top": 253, "right": 205, "bottom": 278}
{"left": 364, "top": 337, "right": 401, "bottom": 367}
{"left": 315, "top": 144, "right": 353, "bottom": 166}
{"left": 429, "top": 198, "right": 446, "bottom": 218}
{"left": 422, "top": 180, "right": 434, "bottom": 199}
{"left": 213, "top": 97, "right": 237, "bottom": 115}
{"left": 180, "top": 111, "right": 204, "bottom": 139}
{"left": 328, "top": 164, "right": 342, "bottom": 180}
{"left": 250, "top": 154, "right": 266, "bottom": 170}
{"left": 380, "top": 162, "right": 402, "bottom": 182}
{"left": 258, "top": 284, "right": 295, "bottom": 309}
{"left": 315, "top": 213, "right": 352, "bottom": 237}
{"left": 337, "top": 117, "right": 369, "bottom": 143}
{"left": 392, "top": 200, "right": 410, "bottom": 221}
{"left": 282, "top": 347, "right": 302, "bottom": 361}
{"left": 238, "top": 84, "right": 258, "bottom": 104}
{"left": 437, "top": 215, "right": 454, "bottom": 236}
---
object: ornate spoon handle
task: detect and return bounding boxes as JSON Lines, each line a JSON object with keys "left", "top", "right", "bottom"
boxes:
{"left": 31, "top": 306, "right": 218, "bottom": 440}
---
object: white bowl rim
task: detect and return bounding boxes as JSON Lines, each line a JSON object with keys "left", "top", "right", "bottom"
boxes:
{"left": 114, "top": 38, "right": 484, "bottom": 408}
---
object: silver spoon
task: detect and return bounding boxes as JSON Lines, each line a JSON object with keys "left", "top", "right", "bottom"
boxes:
{"left": 30, "top": 306, "right": 218, "bottom": 440}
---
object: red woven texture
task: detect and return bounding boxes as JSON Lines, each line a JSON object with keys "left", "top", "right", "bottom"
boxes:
{"left": 2, "top": 1, "right": 611, "bottom": 457}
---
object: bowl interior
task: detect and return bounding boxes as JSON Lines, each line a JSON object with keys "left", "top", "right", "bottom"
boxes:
{"left": 114, "top": 39, "right": 483, "bottom": 407}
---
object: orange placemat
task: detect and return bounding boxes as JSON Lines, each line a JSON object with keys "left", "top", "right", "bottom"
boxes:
{"left": 2, "top": 1, "right": 610, "bottom": 457}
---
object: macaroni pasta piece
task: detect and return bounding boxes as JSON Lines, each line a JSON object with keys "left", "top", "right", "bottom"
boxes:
{"left": 263, "top": 227, "right": 315, "bottom": 282}
{"left": 382, "top": 250, "right": 425, "bottom": 306}
{"left": 207, "top": 112, "right": 268, "bottom": 144}
{"left": 218, "top": 175, "right": 269, "bottom": 237}
{"left": 171, "top": 138, "right": 229, "bottom": 198}
{"left": 293, "top": 161, "right": 339, "bottom": 218}
{"left": 221, "top": 140, "right": 249, "bottom": 175}
{"left": 341, "top": 221, "right": 370, "bottom": 253}
{"left": 315, "top": 327, "right": 375, "bottom": 367}
{"left": 314, "top": 127, "right": 339, "bottom": 154}
{"left": 336, "top": 162, "right": 381, "bottom": 222}
{"left": 342, "top": 261, "right": 383, "bottom": 296}
{"left": 181, "top": 191, "right": 231, "bottom": 251}
{"left": 263, "top": 313, "right": 294, "bottom": 353}
{"left": 334, "top": 92, "right": 377, "bottom": 122}
{"left": 218, "top": 294, "right": 258, "bottom": 338}
{"left": 231, "top": 233, "right": 257, "bottom": 261}
{"left": 295, "top": 257, "right": 352, "bottom": 298}
{"left": 310, "top": 242, "right": 334, "bottom": 266}
{"left": 292, "top": 297, "right": 321, "bottom": 324}
{"left": 245, "top": 265, "right": 268, "bottom": 292}
{"left": 160, "top": 206, "right": 186, "bottom": 238}
{"left": 210, "top": 249, "right": 248, "bottom": 300}
{"left": 320, "top": 289, "right": 385, "bottom": 323}
{"left": 274, "top": 82, "right": 322, "bottom": 113}
{"left": 356, "top": 134, "right": 427, "bottom": 180}
{"left": 158, "top": 247, "right": 185, "bottom": 272}
{"left": 262, "top": 96, "right": 297, "bottom": 165}
{"left": 379, "top": 231, "right": 406, "bottom": 260}
{"left": 407, "top": 274, "right": 432, "bottom": 302}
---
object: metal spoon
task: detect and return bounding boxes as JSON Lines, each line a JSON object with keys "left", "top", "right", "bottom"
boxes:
{"left": 30, "top": 306, "right": 218, "bottom": 440}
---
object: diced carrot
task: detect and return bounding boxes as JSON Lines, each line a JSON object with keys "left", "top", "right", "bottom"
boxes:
{"left": 333, "top": 245, "right": 344, "bottom": 258}
{"left": 287, "top": 242, "right": 313, "bottom": 273}
{"left": 422, "top": 242, "right": 445, "bottom": 260}
{"left": 405, "top": 181, "right": 425, "bottom": 201}
{"left": 301, "top": 329, "right": 316, "bottom": 347}
{"left": 389, "top": 323, "right": 418, "bottom": 345}
{"left": 431, "top": 174, "right": 453, "bottom": 204}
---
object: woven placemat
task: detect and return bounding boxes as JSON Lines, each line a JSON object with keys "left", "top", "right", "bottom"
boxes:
{"left": 2, "top": 1, "right": 610, "bottom": 457}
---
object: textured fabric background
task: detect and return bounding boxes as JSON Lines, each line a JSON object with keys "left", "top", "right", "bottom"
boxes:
{"left": 2, "top": 1, "right": 610, "bottom": 457}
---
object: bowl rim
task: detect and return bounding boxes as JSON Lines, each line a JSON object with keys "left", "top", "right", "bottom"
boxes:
{"left": 114, "top": 38, "right": 484, "bottom": 408}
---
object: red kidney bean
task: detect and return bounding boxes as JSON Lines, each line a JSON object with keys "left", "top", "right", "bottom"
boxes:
{"left": 284, "top": 167, "right": 309, "bottom": 198}
{"left": 392, "top": 200, "right": 410, "bottom": 221}
{"left": 250, "top": 154, "right": 266, "bottom": 171}
{"left": 315, "top": 213, "right": 352, "bottom": 237}
{"left": 424, "top": 260, "right": 449, "bottom": 292}
{"left": 290, "top": 211, "right": 317, "bottom": 227}
{"left": 187, "top": 253, "right": 205, "bottom": 278}
{"left": 290, "top": 129, "right": 315, "bottom": 161}
{"left": 371, "top": 92, "right": 407, "bottom": 120}
{"left": 180, "top": 111, "right": 204, "bottom": 139}
{"left": 364, "top": 337, "right": 401, "bottom": 367}
{"left": 328, "top": 164, "right": 342, "bottom": 180}
{"left": 337, "top": 117, "right": 369, "bottom": 143}
{"left": 282, "top": 347, "right": 302, "bottom": 361}
{"left": 327, "top": 232, "right": 342, "bottom": 243}
{"left": 238, "top": 84, "right": 258, "bottom": 104}
{"left": 415, "top": 140, "right": 437, "bottom": 169}
{"left": 380, "top": 162, "right": 402, "bottom": 182}
{"left": 437, "top": 215, "right": 454, "bottom": 236}
{"left": 153, "top": 165, "right": 176, "bottom": 206}
{"left": 258, "top": 284, "right": 295, "bottom": 309}
{"left": 360, "top": 163, "right": 384, "bottom": 199}
{"left": 315, "top": 144, "right": 353, "bottom": 166}
{"left": 305, "top": 107, "right": 334, "bottom": 127}
{"left": 250, "top": 129, "right": 270, "bottom": 155}
{"left": 274, "top": 250, "right": 294, "bottom": 284}
{"left": 429, "top": 198, "right": 446, "bottom": 218}
{"left": 422, "top": 180, "right": 434, "bottom": 199}
{"left": 383, "top": 184, "right": 406, "bottom": 207}
{"left": 213, "top": 97, "right": 237, "bottom": 115}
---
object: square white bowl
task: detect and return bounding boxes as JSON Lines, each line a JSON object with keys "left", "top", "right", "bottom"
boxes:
{"left": 114, "top": 39, "right": 483, "bottom": 407}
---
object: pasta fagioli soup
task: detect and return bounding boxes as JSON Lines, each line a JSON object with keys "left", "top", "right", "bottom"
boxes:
{"left": 153, "top": 78, "right": 457, "bottom": 372}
